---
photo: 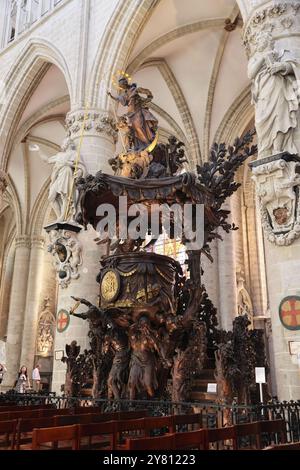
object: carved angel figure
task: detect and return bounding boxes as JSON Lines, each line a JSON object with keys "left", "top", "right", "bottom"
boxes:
{"left": 39, "top": 138, "right": 86, "bottom": 221}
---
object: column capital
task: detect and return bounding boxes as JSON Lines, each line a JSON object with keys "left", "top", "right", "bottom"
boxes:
{"left": 15, "top": 235, "right": 31, "bottom": 249}
{"left": 243, "top": 1, "right": 300, "bottom": 58}
{"left": 65, "top": 109, "right": 118, "bottom": 143}
{"left": 31, "top": 235, "right": 45, "bottom": 249}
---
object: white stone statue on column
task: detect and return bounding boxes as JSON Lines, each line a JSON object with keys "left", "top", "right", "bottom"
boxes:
{"left": 248, "top": 31, "right": 300, "bottom": 159}
{"left": 39, "top": 138, "right": 86, "bottom": 223}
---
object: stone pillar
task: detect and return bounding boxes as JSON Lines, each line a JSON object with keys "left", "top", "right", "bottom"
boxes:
{"left": 51, "top": 108, "right": 117, "bottom": 394}
{"left": 20, "top": 236, "right": 45, "bottom": 372}
{"left": 241, "top": 1, "right": 300, "bottom": 399}
{"left": 0, "top": 0, "right": 10, "bottom": 48}
{"left": 65, "top": 109, "right": 117, "bottom": 174}
{"left": 217, "top": 200, "right": 238, "bottom": 331}
{"left": 51, "top": 226, "right": 105, "bottom": 394}
{"left": 0, "top": 244, "right": 15, "bottom": 339}
{"left": 3, "top": 235, "right": 31, "bottom": 387}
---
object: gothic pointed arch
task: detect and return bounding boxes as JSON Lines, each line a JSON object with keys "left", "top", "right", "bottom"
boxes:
{"left": 88, "top": 0, "right": 159, "bottom": 109}
{"left": 0, "top": 37, "right": 72, "bottom": 170}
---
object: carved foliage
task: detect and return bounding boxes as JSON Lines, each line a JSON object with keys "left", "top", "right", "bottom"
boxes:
{"left": 215, "top": 315, "right": 268, "bottom": 405}
{"left": 48, "top": 229, "right": 82, "bottom": 288}
{"left": 197, "top": 130, "right": 257, "bottom": 259}
{"left": 66, "top": 111, "right": 118, "bottom": 142}
{"left": 243, "top": 2, "right": 300, "bottom": 57}
{"left": 252, "top": 158, "right": 300, "bottom": 245}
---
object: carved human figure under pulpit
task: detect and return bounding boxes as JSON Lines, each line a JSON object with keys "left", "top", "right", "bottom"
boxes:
{"left": 103, "top": 323, "right": 130, "bottom": 399}
{"left": 128, "top": 316, "right": 162, "bottom": 400}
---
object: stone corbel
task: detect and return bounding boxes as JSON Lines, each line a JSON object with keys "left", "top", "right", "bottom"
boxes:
{"left": 251, "top": 154, "right": 300, "bottom": 245}
{"left": 47, "top": 229, "right": 82, "bottom": 288}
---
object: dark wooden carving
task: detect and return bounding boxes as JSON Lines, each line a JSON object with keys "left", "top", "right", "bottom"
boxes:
{"left": 64, "top": 79, "right": 262, "bottom": 402}
{"left": 214, "top": 315, "right": 269, "bottom": 406}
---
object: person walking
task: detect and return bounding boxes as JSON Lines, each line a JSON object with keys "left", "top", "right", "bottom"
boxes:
{"left": 32, "top": 364, "right": 41, "bottom": 392}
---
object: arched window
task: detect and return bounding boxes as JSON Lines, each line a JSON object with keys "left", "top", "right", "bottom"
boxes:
{"left": 146, "top": 231, "right": 188, "bottom": 276}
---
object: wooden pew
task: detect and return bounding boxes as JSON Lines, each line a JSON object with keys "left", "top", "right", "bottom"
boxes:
{"left": 114, "top": 415, "right": 175, "bottom": 449}
{"left": 234, "top": 421, "right": 261, "bottom": 450}
{"left": 143, "top": 416, "right": 175, "bottom": 436}
{"left": 53, "top": 414, "right": 94, "bottom": 426}
{"left": 173, "top": 413, "right": 202, "bottom": 432}
{"left": 17, "top": 414, "right": 97, "bottom": 449}
{"left": 0, "top": 409, "right": 42, "bottom": 422}
{"left": 118, "top": 410, "right": 149, "bottom": 420}
{"left": 0, "top": 419, "right": 18, "bottom": 450}
{"left": 31, "top": 424, "right": 79, "bottom": 450}
{"left": 263, "top": 441, "right": 300, "bottom": 450}
{"left": 91, "top": 409, "right": 148, "bottom": 424}
{"left": 174, "top": 429, "right": 206, "bottom": 450}
{"left": 78, "top": 421, "right": 116, "bottom": 450}
{"left": 0, "top": 404, "right": 55, "bottom": 412}
{"left": 114, "top": 418, "right": 146, "bottom": 449}
{"left": 206, "top": 426, "right": 237, "bottom": 450}
{"left": 125, "top": 434, "right": 175, "bottom": 450}
{"left": 16, "top": 417, "right": 56, "bottom": 450}
{"left": 73, "top": 406, "right": 102, "bottom": 414}
{"left": 259, "top": 419, "right": 287, "bottom": 447}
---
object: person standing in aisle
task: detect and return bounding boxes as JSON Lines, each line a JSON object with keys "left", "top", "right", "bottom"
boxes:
{"left": 32, "top": 364, "right": 41, "bottom": 392}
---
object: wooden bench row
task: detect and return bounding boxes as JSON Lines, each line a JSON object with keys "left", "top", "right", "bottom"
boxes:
{"left": 0, "top": 405, "right": 111, "bottom": 421}
{"left": 0, "top": 412, "right": 202, "bottom": 450}
{"left": 30, "top": 418, "right": 289, "bottom": 451}
{"left": 125, "top": 419, "right": 288, "bottom": 450}
{"left": 0, "top": 404, "right": 55, "bottom": 412}
{"left": 0, "top": 411, "right": 288, "bottom": 451}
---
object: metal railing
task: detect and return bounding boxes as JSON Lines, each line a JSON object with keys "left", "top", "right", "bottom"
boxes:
{"left": 1, "top": 392, "right": 299, "bottom": 442}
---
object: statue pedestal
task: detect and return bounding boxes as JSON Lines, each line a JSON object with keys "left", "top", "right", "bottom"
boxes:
{"left": 250, "top": 152, "right": 300, "bottom": 246}
{"left": 249, "top": 152, "right": 300, "bottom": 170}
{"left": 44, "top": 222, "right": 82, "bottom": 233}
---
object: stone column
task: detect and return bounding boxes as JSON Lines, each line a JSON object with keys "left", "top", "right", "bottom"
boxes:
{"left": 241, "top": 1, "right": 300, "bottom": 399}
{"left": 20, "top": 236, "right": 45, "bottom": 371}
{"left": 0, "top": 0, "right": 10, "bottom": 48}
{"left": 3, "top": 235, "right": 31, "bottom": 387}
{"left": 217, "top": 200, "right": 238, "bottom": 331}
{"left": 65, "top": 109, "right": 117, "bottom": 174}
{"left": 0, "top": 244, "right": 15, "bottom": 339}
{"left": 51, "top": 109, "right": 117, "bottom": 394}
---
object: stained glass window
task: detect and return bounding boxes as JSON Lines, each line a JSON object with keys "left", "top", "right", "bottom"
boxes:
{"left": 146, "top": 231, "right": 188, "bottom": 277}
